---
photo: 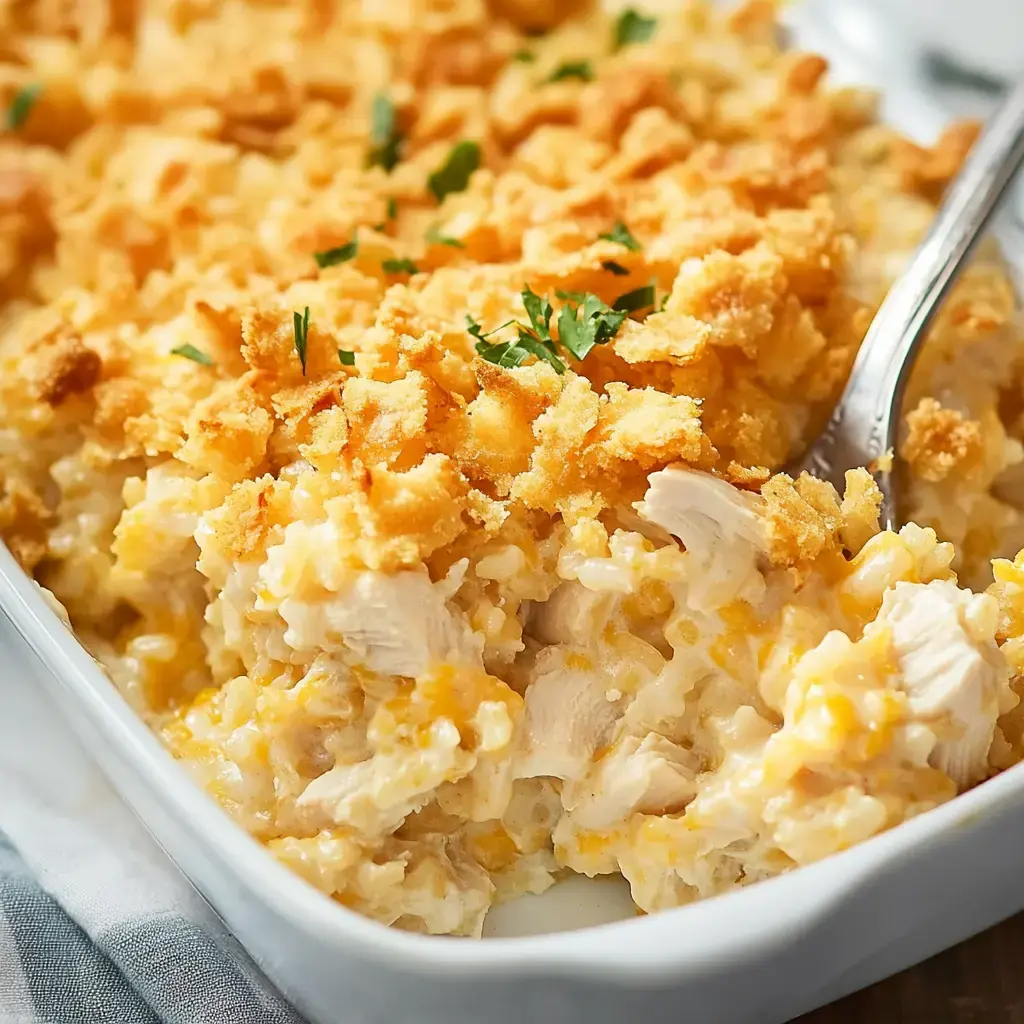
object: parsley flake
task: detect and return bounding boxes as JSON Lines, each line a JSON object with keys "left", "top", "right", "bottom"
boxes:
{"left": 386, "top": 198, "right": 398, "bottom": 221}
{"left": 425, "top": 224, "right": 465, "bottom": 248}
{"left": 5, "top": 84, "right": 41, "bottom": 131}
{"left": 557, "top": 293, "right": 626, "bottom": 360}
{"left": 170, "top": 344, "right": 213, "bottom": 366}
{"left": 602, "top": 260, "right": 629, "bottom": 276}
{"left": 521, "top": 286, "right": 553, "bottom": 342}
{"left": 614, "top": 9, "right": 657, "bottom": 50}
{"left": 474, "top": 338, "right": 530, "bottom": 368}
{"left": 382, "top": 258, "right": 419, "bottom": 275}
{"left": 466, "top": 315, "right": 516, "bottom": 344}
{"left": 599, "top": 222, "right": 641, "bottom": 252}
{"left": 512, "top": 48, "right": 535, "bottom": 63}
{"left": 293, "top": 306, "right": 310, "bottom": 375}
{"left": 428, "top": 141, "right": 481, "bottom": 203}
{"left": 338, "top": 349, "right": 356, "bottom": 366}
{"left": 368, "top": 93, "right": 403, "bottom": 172}
{"left": 470, "top": 288, "right": 628, "bottom": 371}
{"left": 469, "top": 307, "right": 564, "bottom": 373}
{"left": 314, "top": 241, "right": 358, "bottom": 268}
{"left": 613, "top": 284, "right": 656, "bottom": 314}
{"left": 514, "top": 330, "right": 566, "bottom": 373}
{"left": 547, "top": 60, "right": 594, "bottom": 83}
{"left": 5, "top": 84, "right": 42, "bottom": 131}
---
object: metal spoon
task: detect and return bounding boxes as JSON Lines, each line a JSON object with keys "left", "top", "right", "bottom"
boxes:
{"left": 792, "top": 73, "right": 1024, "bottom": 529}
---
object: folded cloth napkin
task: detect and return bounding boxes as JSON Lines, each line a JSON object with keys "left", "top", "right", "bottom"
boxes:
{"left": 0, "top": 647, "right": 305, "bottom": 1024}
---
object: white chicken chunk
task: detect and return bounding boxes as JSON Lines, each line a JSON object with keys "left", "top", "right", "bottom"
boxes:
{"left": 516, "top": 648, "right": 622, "bottom": 782}
{"left": 297, "top": 720, "right": 470, "bottom": 835}
{"left": 279, "top": 568, "right": 482, "bottom": 676}
{"left": 636, "top": 467, "right": 766, "bottom": 610}
{"left": 562, "top": 735, "right": 699, "bottom": 831}
{"left": 527, "top": 581, "right": 617, "bottom": 647}
{"left": 873, "top": 579, "right": 1010, "bottom": 789}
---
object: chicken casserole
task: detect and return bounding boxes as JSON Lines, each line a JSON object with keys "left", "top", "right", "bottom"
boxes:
{"left": 4, "top": 0, "right": 1024, "bottom": 937}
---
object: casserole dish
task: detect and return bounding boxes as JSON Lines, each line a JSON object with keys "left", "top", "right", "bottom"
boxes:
{"left": 5, "top": 3, "right": 1024, "bottom": 1022}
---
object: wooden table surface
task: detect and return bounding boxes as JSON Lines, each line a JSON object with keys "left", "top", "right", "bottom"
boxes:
{"left": 798, "top": 914, "right": 1024, "bottom": 1022}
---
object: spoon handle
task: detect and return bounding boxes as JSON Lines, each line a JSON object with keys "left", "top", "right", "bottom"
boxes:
{"left": 795, "top": 73, "right": 1024, "bottom": 527}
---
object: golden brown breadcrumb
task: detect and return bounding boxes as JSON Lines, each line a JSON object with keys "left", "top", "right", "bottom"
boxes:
{"left": 903, "top": 397, "right": 985, "bottom": 483}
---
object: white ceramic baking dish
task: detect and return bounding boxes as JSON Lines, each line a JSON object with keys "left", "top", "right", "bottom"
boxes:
{"left": 5, "top": 5, "right": 1024, "bottom": 1023}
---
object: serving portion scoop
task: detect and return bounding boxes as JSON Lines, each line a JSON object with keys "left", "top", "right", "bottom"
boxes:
{"left": 791, "top": 73, "right": 1024, "bottom": 529}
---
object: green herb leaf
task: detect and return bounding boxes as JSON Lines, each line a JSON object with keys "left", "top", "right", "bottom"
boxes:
{"left": 599, "top": 222, "right": 641, "bottom": 252}
{"left": 466, "top": 314, "right": 516, "bottom": 343}
{"left": 521, "top": 286, "right": 553, "bottom": 342}
{"left": 314, "top": 241, "right": 358, "bottom": 268}
{"left": 427, "top": 141, "right": 481, "bottom": 203}
{"left": 512, "top": 48, "right": 535, "bottom": 63}
{"left": 466, "top": 314, "right": 488, "bottom": 343}
{"left": 471, "top": 288, "right": 630, "bottom": 370}
{"left": 386, "top": 198, "right": 398, "bottom": 221}
{"left": 563, "top": 296, "right": 619, "bottom": 357}
{"left": 557, "top": 293, "right": 627, "bottom": 361}
{"left": 470, "top": 311, "right": 564, "bottom": 373}
{"left": 547, "top": 60, "right": 594, "bottom": 83}
{"left": 475, "top": 339, "right": 531, "bottom": 368}
{"left": 368, "top": 93, "right": 403, "bottom": 172}
{"left": 293, "top": 306, "right": 310, "bottom": 375}
{"left": 382, "top": 258, "right": 419, "bottom": 275}
{"left": 614, "top": 9, "right": 657, "bottom": 50}
{"left": 613, "top": 284, "right": 655, "bottom": 314}
{"left": 338, "top": 349, "right": 356, "bottom": 366}
{"left": 5, "top": 84, "right": 42, "bottom": 131}
{"left": 602, "top": 260, "right": 629, "bottom": 276}
{"left": 426, "top": 224, "right": 466, "bottom": 248}
{"left": 170, "top": 343, "right": 213, "bottom": 366}
{"left": 515, "top": 330, "right": 566, "bottom": 373}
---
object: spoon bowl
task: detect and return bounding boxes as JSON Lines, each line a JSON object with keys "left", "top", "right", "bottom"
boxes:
{"left": 791, "top": 73, "right": 1024, "bottom": 528}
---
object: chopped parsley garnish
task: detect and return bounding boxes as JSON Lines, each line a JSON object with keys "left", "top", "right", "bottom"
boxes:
{"left": 368, "top": 93, "right": 403, "bottom": 172}
{"left": 614, "top": 9, "right": 657, "bottom": 50}
{"left": 314, "top": 241, "right": 358, "bottom": 268}
{"left": 473, "top": 337, "right": 530, "bottom": 368}
{"left": 557, "top": 293, "right": 627, "bottom": 360}
{"left": 471, "top": 288, "right": 627, "bottom": 371}
{"left": 427, "top": 141, "right": 481, "bottom": 203}
{"left": 293, "top": 306, "right": 310, "bottom": 375}
{"left": 613, "top": 284, "right": 656, "bottom": 314}
{"left": 337, "top": 349, "right": 356, "bottom": 366}
{"left": 512, "top": 48, "right": 535, "bottom": 63}
{"left": 5, "top": 84, "right": 42, "bottom": 131}
{"left": 170, "top": 343, "right": 213, "bottom": 366}
{"left": 547, "top": 60, "right": 594, "bottom": 83}
{"left": 425, "top": 224, "right": 465, "bottom": 248}
{"left": 382, "top": 258, "right": 419, "bottom": 274}
{"left": 602, "top": 260, "right": 629, "bottom": 276}
{"left": 386, "top": 197, "right": 398, "bottom": 221}
{"left": 468, "top": 314, "right": 556, "bottom": 370}
{"left": 599, "top": 222, "right": 641, "bottom": 252}
{"left": 466, "top": 315, "right": 517, "bottom": 344}
{"left": 521, "top": 286, "right": 553, "bottom": 342}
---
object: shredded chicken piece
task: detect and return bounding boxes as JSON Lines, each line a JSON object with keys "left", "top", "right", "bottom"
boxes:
{"left": 635, "top": 467, "right": 765, "bottom": 608}
{"left": 872, "top": 580, "right": 1011, "bottom": 788}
